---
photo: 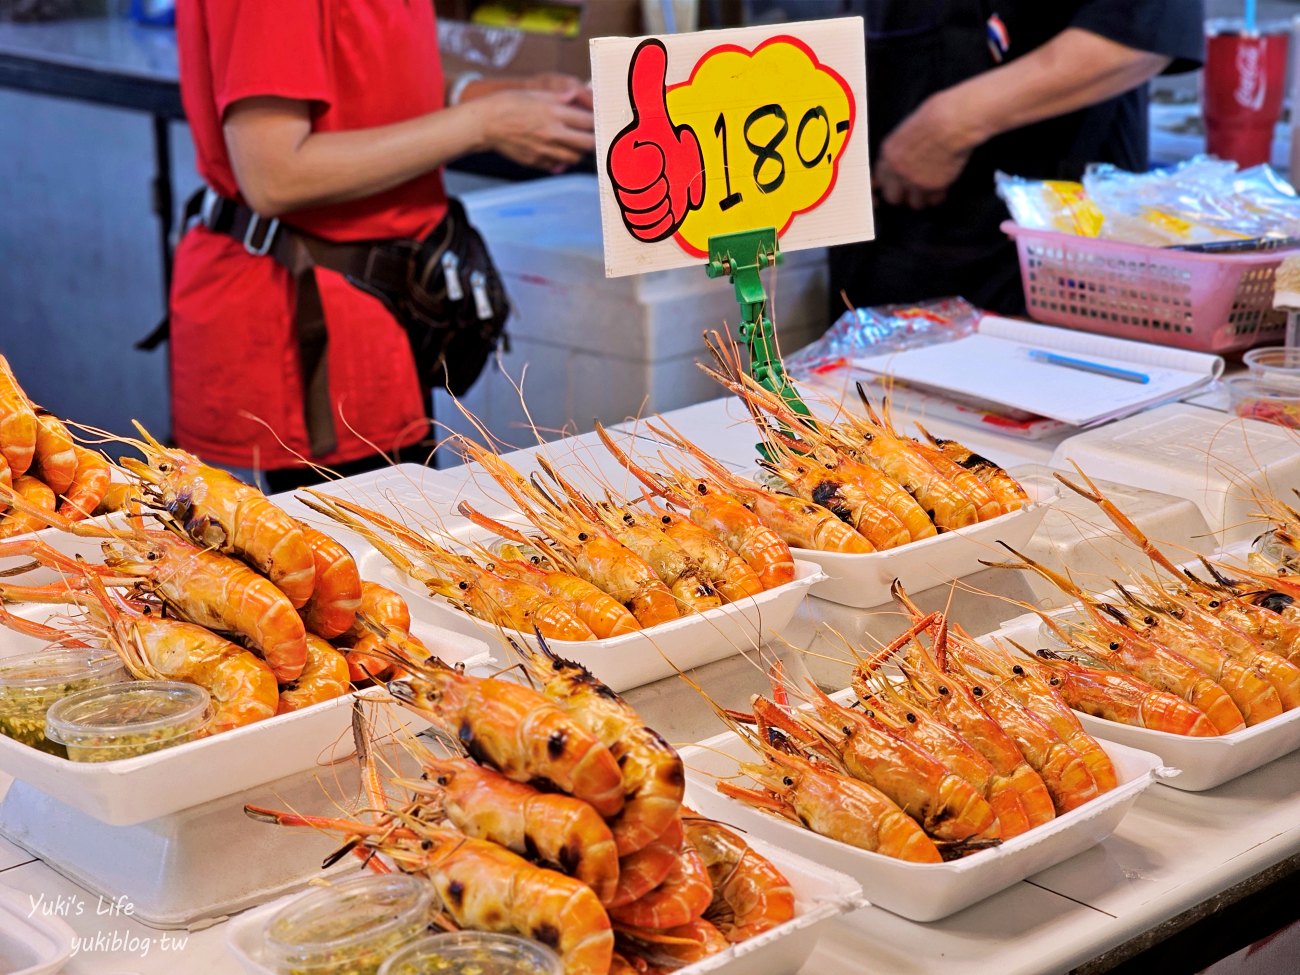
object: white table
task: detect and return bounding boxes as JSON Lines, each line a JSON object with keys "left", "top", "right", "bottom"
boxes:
{"left": 2, "top": 385, "right": 1296, "bottom": 975}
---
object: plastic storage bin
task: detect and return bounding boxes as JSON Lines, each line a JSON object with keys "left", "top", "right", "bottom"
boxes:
{"left": 437, "top": 176, "right": 828, "bottom": 456}
{"left": 1003, "top": 221, "right": 1289, "bottom": 353}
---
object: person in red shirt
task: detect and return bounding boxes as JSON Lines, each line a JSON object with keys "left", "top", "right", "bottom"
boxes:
{"left": 172, "top": 0, "right": 595, "bottom": 491}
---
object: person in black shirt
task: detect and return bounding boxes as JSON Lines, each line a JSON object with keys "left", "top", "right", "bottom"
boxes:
{"left": 829, "top": 0, "right": 1205, "bottom": 315}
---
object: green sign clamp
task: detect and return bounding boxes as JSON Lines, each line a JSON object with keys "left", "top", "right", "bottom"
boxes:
{"left": 706, "top": 228, "right": 813, "bottom": 457}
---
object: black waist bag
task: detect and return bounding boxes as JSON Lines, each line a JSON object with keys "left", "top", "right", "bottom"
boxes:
{"left": 393, "top": 197, "right": 511, "bottom": 397}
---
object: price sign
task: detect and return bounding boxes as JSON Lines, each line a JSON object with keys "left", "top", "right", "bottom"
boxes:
{"left": 591, "top": 18, "right": 871, "bottom": 277}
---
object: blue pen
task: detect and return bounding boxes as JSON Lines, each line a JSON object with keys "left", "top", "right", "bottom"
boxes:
{"left": 1027, "top": 349, "right": 1150, "bottom": 384}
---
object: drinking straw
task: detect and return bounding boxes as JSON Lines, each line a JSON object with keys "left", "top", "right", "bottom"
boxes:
{"left": 1245, "top": 0, "right": 1257, "bottom": 33}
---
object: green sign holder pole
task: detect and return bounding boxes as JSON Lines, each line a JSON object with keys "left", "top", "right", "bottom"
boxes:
{"left": 705, "top": 229, "right": 813, "bottom": 455}
{"left": 705, "top": 228, "right": 810, "bottom": 418}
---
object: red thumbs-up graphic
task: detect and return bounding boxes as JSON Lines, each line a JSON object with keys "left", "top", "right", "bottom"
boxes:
{"left": 607, "top": 39, "right": 706, "bottom": 243}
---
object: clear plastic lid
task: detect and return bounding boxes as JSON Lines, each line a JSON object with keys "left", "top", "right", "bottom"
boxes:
{"left": 45, "top": 680, "right": 210, "bottom": 748}
{"left": 0, "top": 649, "right": 127, "bottom": 693}
{"left": 265, "top": 874, "right": 433, "bottom": 974}
{"left": 379, "top": 932, "right": 563, "bottom": 975}
{"left": 1244, "top": 346, "right": 1300, "bottom": 387}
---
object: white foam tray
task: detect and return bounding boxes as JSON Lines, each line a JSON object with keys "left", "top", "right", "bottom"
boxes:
{"left": 0, "top": 884, "right": 74, "bottom": 975}
{"left": 362, "top": 549, "right": 826, "bottom": 693}
{"left": 680, "top": 717, "right": 1168, "bottom": 923}
{"left": 0, "top": 610, "right": 490, "bottom": 826}
{"left": 791, "top": 482, "right": 1057, "bottom": 607}
{"left": 225, "top": 835, "right": 864, "bottom": 975}
{"left": 993, "top": 610, "right": 1300, "bottom": 791}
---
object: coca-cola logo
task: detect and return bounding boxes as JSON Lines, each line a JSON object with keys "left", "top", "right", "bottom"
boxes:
{"left": 1235, "top": 42, "right": 1267, "bottom": 111}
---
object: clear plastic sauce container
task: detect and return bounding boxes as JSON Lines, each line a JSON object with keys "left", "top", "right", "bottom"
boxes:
{"left": 264, "top": 873, "right": 433, "bottom": 975}
{"left": 0, "top": 650, "right": 128, "bottom": 756}
{"left": 45, "top": 680, "right": 211, "bottom": 762}
{"left": 379, "top": 932, "right": 564, "bottom": 975}
{"left": 1243, "top": 346, "right": 1300, "bottom": 390}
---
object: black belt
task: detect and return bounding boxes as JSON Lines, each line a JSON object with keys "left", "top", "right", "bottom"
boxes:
{"left": 142, "top": 188, "right": 419, "bottom": 458}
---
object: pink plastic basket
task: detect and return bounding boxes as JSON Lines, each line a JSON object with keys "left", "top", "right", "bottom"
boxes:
{"left": 1003, "top": 221, "right": 1290, "bottom": 353}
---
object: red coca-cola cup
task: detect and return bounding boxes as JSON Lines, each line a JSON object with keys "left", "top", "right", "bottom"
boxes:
{"left": 1204, "top": 20, "right": 1289, "bottom": 168}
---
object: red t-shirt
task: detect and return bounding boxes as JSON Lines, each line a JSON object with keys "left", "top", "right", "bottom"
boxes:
{"left": 171, "top": 0, "right": 449, "bottom": 470}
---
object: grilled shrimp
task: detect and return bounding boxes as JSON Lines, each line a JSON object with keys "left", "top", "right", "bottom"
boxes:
{"left": 0, "top": 498, "right": 311, "bottom": 683}
{"left": 488, "top": 543, "right": 641, "bottom": 638}
{"left": 338, "top": 581, "right": 419, "bottom": 682}
{"left": 595, "top": 421, "right": 801, "bottom": 584}
{"left": 749, "top": 690, "right": 1000, "bottom": 847}
{"left": 951, "top": 637, "right": 1118, "bottom": 792}
{"left": 639, "top": 497, "right": 764, "bottom": 603}
{"left": 915, "top": 422, "right": 1028, "bottom": 511}
{"left": 303, "top": 492, "right": 597, "bottom": 641}
{"left": 682, "top": 811, "right": 795, "bottom": 942}
{"left": 247, "top": 807, "right": 615, "bottom": 975}
{"left": 276, "top": 635, "right": 350, "bottom": 713}
{"left": 718, "top": 749, "right": 943, "bottom": 863}
{"left": 610, "top": 816, "right": 683, "bottom": 909}
{"left": 405, "top": 754, "right": 620, "bottom": 906}
{"left": 58, "top": 446, "right": 111, "bottom": 521}
{"left": 0, "top": 578, "right": 279, "bottom": 733}
{"left": 994, "top": 544, "right": 1247, "bottom": 734}
{"left": 534, "top": 459, "right": 721, "bottom": 615}
{"left": 872, "top": 614, "right": 1057, "bottom": 828}
{"left": 0, "top": 476, "right": 56, "bottom": 539}
{"left": 1029, "top": 650, "right": 1220, "bottom": 736}
{"left": 115, "top": 425, "right": 315, "bottom": 606}
{"left": 298, "top": 522, "right": 362, "bottom": 639}
{"left": 608, "top": 841, "right": 712, "bottom": 930}
{"left": 0, "top": 356, "right": 36, "bottom": 478}
{"left": 30, "top": 412, "right": 77, "bottom": 496}
{"left": 517, "top": 637, "right": 685, "bottom": 856}
{"left": 387, "top": 664, "right": 626, "bottom": 817}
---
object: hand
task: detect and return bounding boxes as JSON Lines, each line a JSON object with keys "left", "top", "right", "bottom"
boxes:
{"left": 607, "top": 39, "right": 704, "bottom": 242}
{"left": 523, "top": 72, "right": 594, "bottom": 111}
{"left": 480, "top": 89, "right": 596, "bottom": 172}
{"left": 874, "top": 91, "right": 983, "bottom": 209}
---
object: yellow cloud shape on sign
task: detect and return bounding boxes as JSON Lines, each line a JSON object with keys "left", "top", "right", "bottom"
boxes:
{"left": 666, "top": 38, "right": 855, "bottom": 256}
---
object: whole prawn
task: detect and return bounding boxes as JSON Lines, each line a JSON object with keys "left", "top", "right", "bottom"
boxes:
{"left": 595, "top": 421, "right": 803, "bottom": 584}
{"left": 402, "top": 753, "right": 620, "bottom": 906}
{"left": 0, "top": 355, "right": 36, "bottom": 478}
{"left": 681, "top": 811, "right": 795, "bottom": 942}
{"left": 718, "top": 747, "right": 943, "bottom": 863}
{"left": 386, "top": 661, "right": 626, "bottom": 817}
{"left": 0, "top": 506, "right": 309, "bottom": 682}
{"left": 117, "top": 424, "right": 316, "bottom": 607}
{"left": 516, "top": 636, "right": 685, "bottom": 856}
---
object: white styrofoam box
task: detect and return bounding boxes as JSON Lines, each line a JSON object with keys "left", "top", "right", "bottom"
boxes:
{"left": 992, "top": 609, "right": 1300, "bottom": 791}
{"left": 681, "top": 725, "right": 1168, "bottom": 923}
{"left": 1049, "top": 404, "right": 1300, "bottom": 547}
{"left": 1010, "top": 465, "right": 1214, "bottom": 609}
{"left": 0, "top": 884, "right": 73, "bottom": 975}
{"left": 0, "top": 763, "right": 357, "bottom": 929}
{"left": 226, "top": 836, "right": 864, "bottom": 975}
{"left": 435, "top": 175, "right": 829, "bottom": 452}
{"left": 364, "top": 550, "right": 826, "bottom": 694}
{"left": 0, "top": 602, "right": 488, "bottom": 826}
{"left": 794, "top": 481, "right": 1057, "bottom": 608}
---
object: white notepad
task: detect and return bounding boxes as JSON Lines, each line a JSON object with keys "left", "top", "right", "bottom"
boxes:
{"left": 851, "top": 317, "right": 1226, "bottom": 428}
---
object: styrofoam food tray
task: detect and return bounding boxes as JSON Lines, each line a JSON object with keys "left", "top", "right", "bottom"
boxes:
{"left": 992, "top": 609, "right": 1300, "bottom": 791}
{"left": 0, "top": 607, "right": 491, "bottom": 826}
{"left": 680, "top": 720, "right": 1168, "bottom": 923}
{"left": 362, "top": 548, "right": 826, "bottom": 693}
{"left": 225, "top": 835, "right": 865, "bottom": 975}
{"left": 0, "top": 884, "right": 74, "bottom": 975}
{"left": 792, "top": 481, "right": 1057, "bottom": 607}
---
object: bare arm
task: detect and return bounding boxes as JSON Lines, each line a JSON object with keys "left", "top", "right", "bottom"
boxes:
{"left": 224, "top": 86, "right": 594, "bottom": 216}
{"left": 876, "top": 28, "right": 1172, "bottom": 209}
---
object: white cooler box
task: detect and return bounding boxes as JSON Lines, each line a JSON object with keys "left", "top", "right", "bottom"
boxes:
{"left": 436, "top": 175, "right": 829, "bottom": 456}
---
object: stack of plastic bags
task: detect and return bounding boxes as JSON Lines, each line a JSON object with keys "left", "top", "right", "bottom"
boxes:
{"left": 997, "top": 156, "right": 1300, "bottom": 247}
